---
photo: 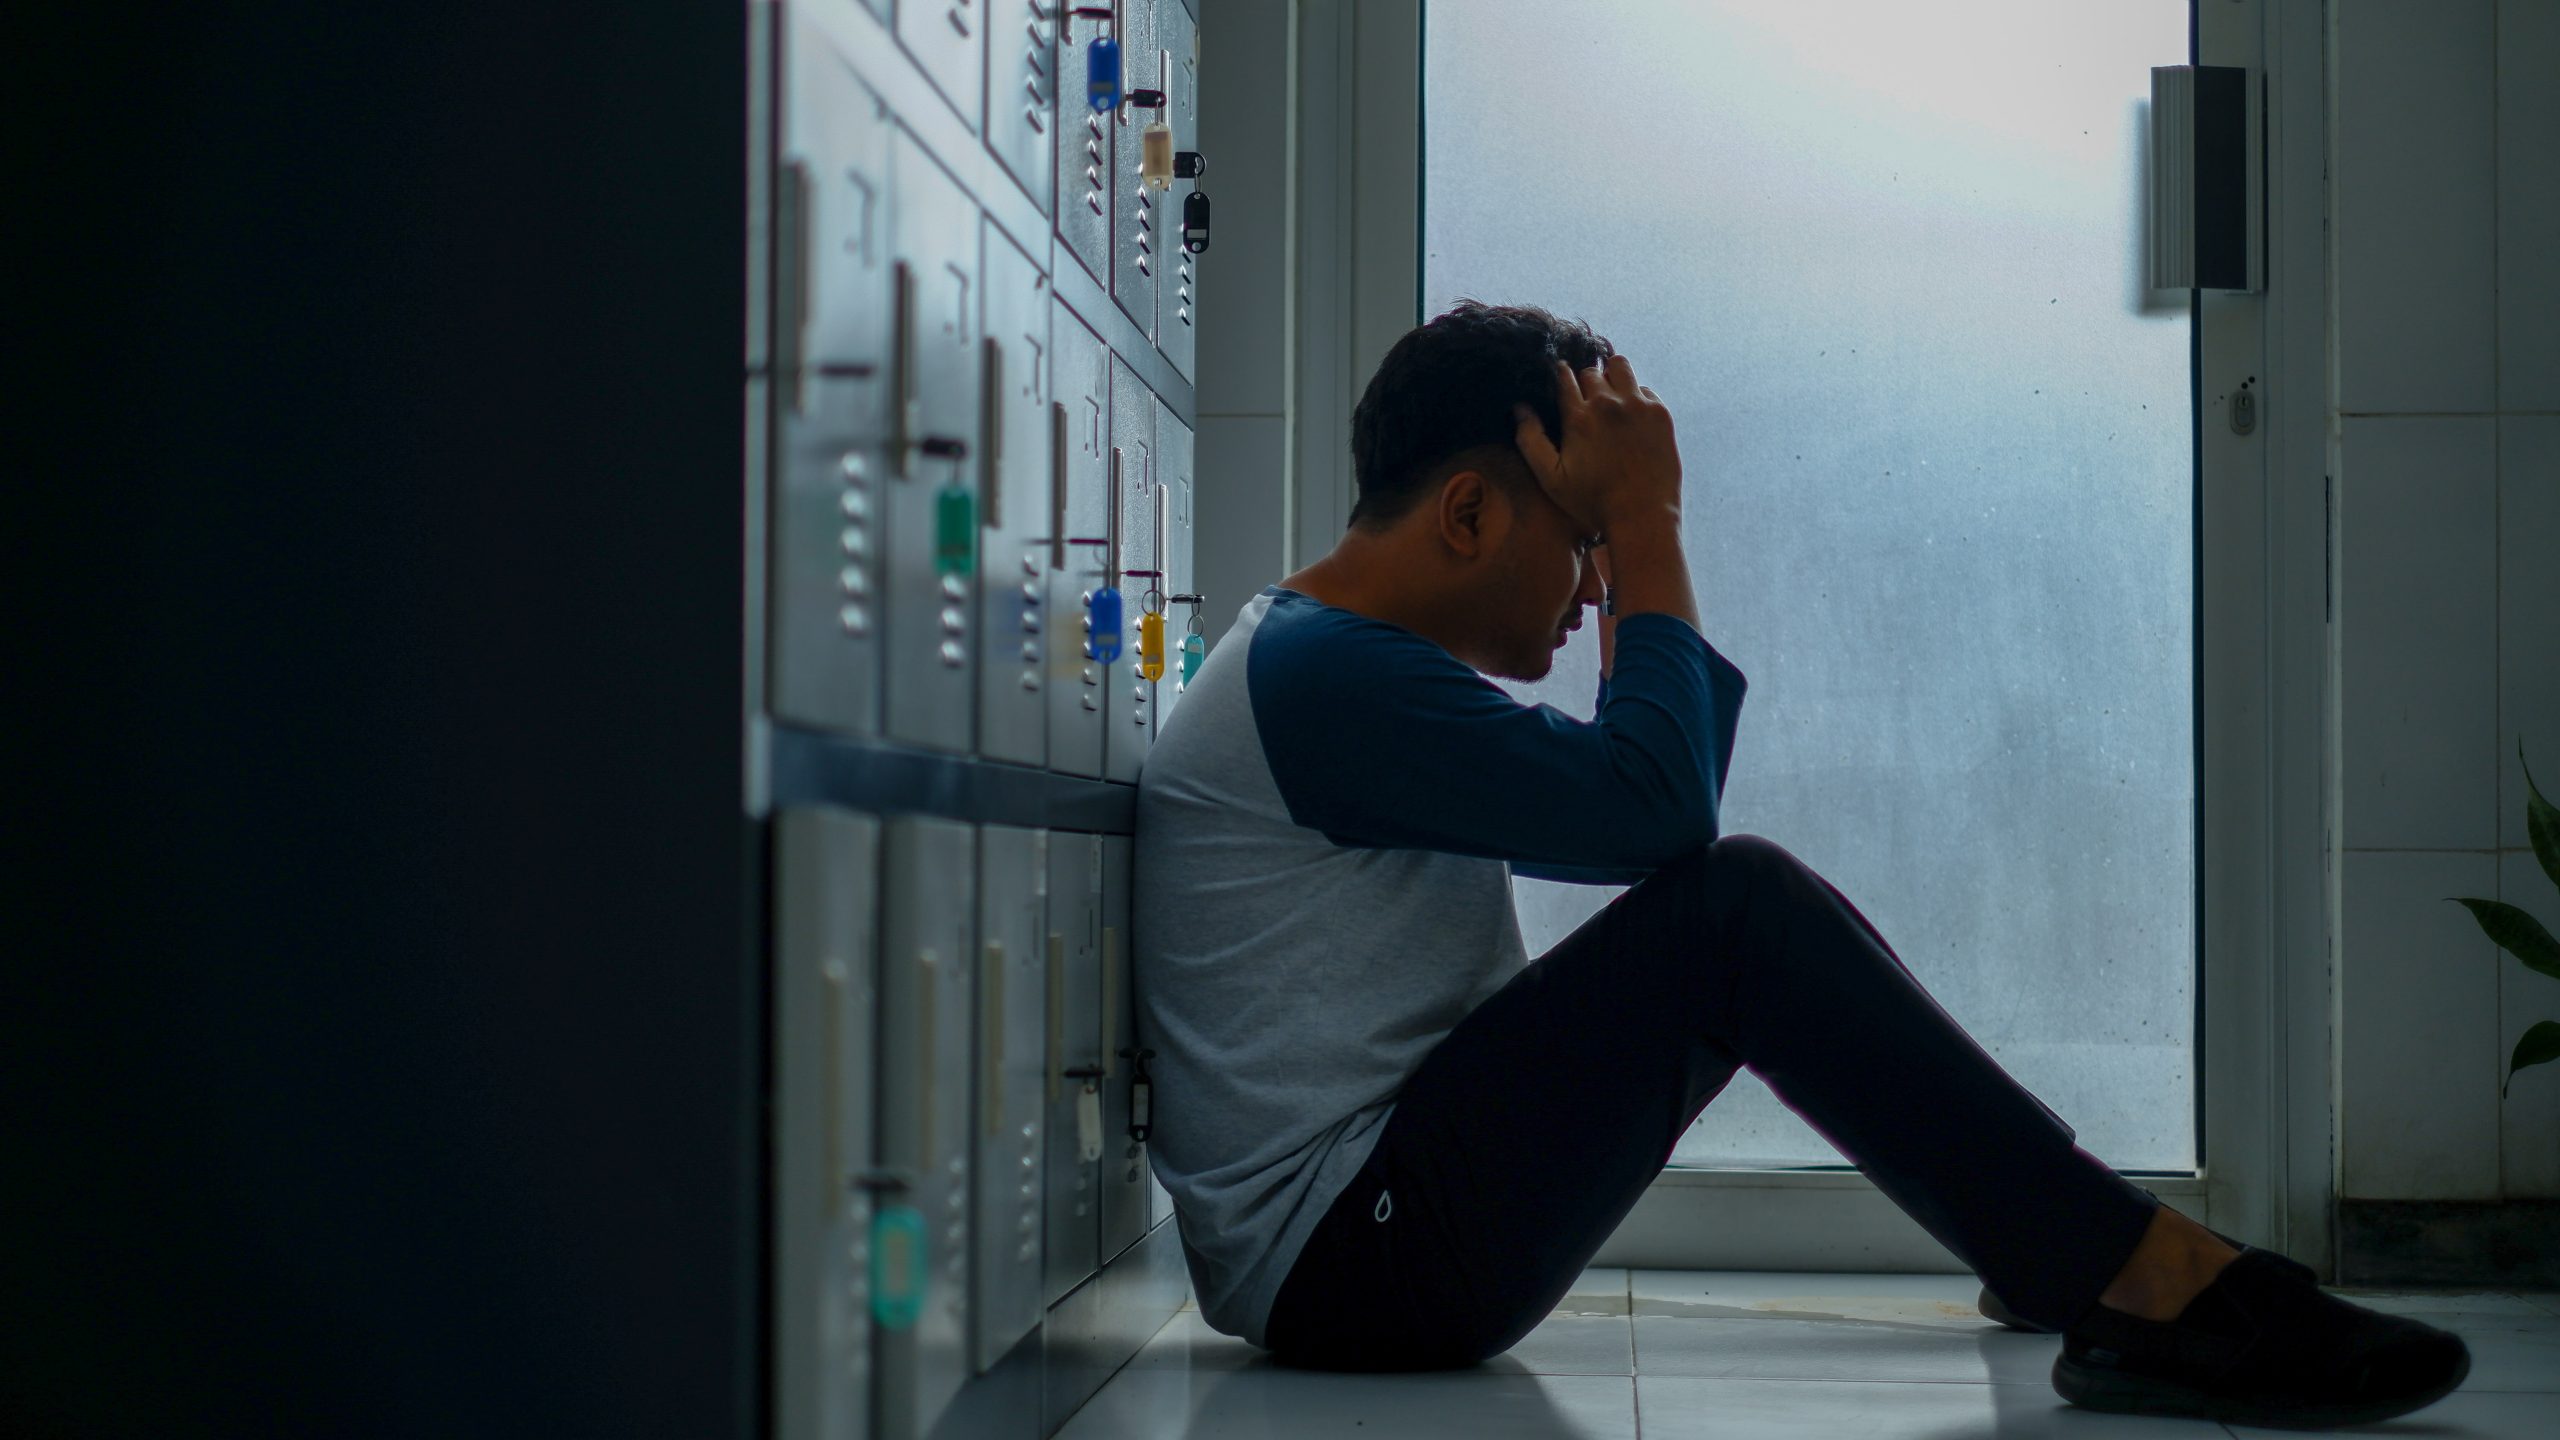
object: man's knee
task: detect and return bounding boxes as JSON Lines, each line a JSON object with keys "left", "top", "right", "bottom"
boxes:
{"left": 1660, "top": 831, "right": 1786, "bottom": 879}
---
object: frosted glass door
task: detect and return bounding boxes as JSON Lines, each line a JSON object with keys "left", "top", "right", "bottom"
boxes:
{"left": 1425, "top": 0, "right": 2197, "bottom": 1171}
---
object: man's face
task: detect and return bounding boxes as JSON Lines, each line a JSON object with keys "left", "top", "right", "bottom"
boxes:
{"left": 1478, "top": 472, "right": 1607, "bottom": 683}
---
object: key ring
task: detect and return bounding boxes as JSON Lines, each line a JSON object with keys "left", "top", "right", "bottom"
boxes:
{"left": 1141, "top": 586, "right": 1165, "bottom": 617}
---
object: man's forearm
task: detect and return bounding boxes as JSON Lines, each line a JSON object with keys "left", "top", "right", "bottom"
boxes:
{"left": 1603, "top": 505, "right": 1700, "bottom": 640}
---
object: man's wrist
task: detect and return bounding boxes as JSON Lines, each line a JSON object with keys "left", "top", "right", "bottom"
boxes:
{"left": 1599, "top": 501, "right": 1683, "bottom": 542}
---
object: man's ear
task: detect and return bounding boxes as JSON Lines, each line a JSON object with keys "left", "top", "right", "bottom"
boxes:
{"left": 1436, "top": 469, "right": 1493, "bottom": 559}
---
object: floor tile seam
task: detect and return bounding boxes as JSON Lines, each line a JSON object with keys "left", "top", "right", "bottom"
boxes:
{"left": 1627, "top": 1373, "right": 2053, "bottom": 1387}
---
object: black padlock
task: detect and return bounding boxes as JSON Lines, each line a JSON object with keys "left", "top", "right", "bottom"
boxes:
{"left": 1174, "top": 150, "right": 1206, "bottom": 180}
{"left": 1181, "top": 190, "right": 1210, "bottom": 254}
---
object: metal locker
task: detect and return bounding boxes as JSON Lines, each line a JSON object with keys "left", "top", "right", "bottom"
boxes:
{"left": 771, "top": 16, "right": 894, "bottom": 738}
{"left": 1159, "top": 0, "right": 1198, "bottom": 380}
{"left": 971, "top": 825, "right": 1047, "bottom": 1373}
{"left": 984, "top": 0, "right": 1056, "bottom": 215}
{"left": 976, "top": 223, "right": 1050, "bottom": 769}
{"left": 1149, "top": 399, "right": 1194, "bottom": 733}
{"left": 1045, "top": 302, "right": 1110, "bottom": 780}
{"left": 885, "top": 127, "right": 983, "bottom": 754}
{"left": 1108, "top": 0, "right": 1161, "bottom": 341}
{"left": 875, "top": 817, "right": 977, "bottom": 1440}
{"left": 1102, "top": 358, "right": 1156, "bottom": 785}
{"left": 1095, "top": 834, "right": 1151, "bottom": 1262}
{"left": 775, "top": 809, "right": 881, "bottom": 1440}
{"left": 1052, "top": 6, "right": 1111, "bottom": 286}
{"left": 899, "top": 0, "right": 985, "bottom": 137}
{"left": 1040, "top": 831, "right": 1104, "bottom": 1304}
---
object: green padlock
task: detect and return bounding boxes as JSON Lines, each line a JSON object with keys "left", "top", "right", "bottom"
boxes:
{"left": 935, "top": 483, "right": 977, "bottom": 577}
{"left": 870, "top": 1204, "right": 928, "bottom": 1330}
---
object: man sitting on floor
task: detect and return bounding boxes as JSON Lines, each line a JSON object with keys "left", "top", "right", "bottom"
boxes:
{"left": 1131, "top": 299, "right": 2469, "bottom": 1429}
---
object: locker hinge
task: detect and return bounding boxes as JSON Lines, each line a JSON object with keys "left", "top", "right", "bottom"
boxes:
{"left": 2323, "top": 473, "right": 2332, "bottom": 625}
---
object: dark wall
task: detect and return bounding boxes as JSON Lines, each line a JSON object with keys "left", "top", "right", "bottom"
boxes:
{"left": 5, "top": 5, "right": 759, "bottom": 1435}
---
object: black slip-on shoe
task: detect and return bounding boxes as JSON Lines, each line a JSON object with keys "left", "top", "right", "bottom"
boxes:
{"left": 1978, "top": 1221, "right": 2251, "bottom": 1334}
{"left": 2051, "top": 1246, "right": 2471, "bottom": 1430}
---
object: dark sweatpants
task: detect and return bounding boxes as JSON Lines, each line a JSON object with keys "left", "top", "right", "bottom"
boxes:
{"left": 1262, "top": 832, "right": 2163, "bottom": 1370}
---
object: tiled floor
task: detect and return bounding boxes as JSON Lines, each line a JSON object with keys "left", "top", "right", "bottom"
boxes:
{"left": 1057, "top": 1269, "right": 2560, "bottom": 1438}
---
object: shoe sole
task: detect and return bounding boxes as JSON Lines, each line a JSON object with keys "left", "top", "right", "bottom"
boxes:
{"left": 2053, "top": 1348, "right": 2472, "bottom": 1431}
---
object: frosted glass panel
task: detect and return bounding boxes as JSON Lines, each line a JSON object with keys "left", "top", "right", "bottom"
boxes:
{"left": 1426, "top": 1, "right": 2196, "bottom": 1170}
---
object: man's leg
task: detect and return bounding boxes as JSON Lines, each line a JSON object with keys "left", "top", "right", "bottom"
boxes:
{"left": 1263, "top": 832, "right": 2160, "bottom": 1369}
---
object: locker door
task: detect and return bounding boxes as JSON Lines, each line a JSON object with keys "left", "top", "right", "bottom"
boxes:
{"left": 885, "top": 129, "right": 983, "bottom": 753}
{"left": 985, "top": 0, "right": 1056, "bottom": 215}
{"left": 1045, "top": 302, "right": 1110, "bottom": 779}
{"left": 1052, "top": 9, "right": 1110, "bottom": 286}
{"left": 775, "top": 809, "right": 881, "bottom": 1440}
{"left": 1149, "top": 399, "right": 1194, "bottom": 733}
{"left": 976, "top": 223, "right": 1050, "bottom": 769}
{"left": 1159, "top": 0, "right": 1198, "bottom": 380}
{"left": 1096, "top": 835, "right": 1151, "bottom": 1261}
{"left": 771, "top": 16, "right": 894, "bottom": 738}
{"left": 1102, "top": 358, "right": 1156, "bottom": 784}
{"left": 898, "top": 0, "right": 985, "bottom": 137}
{"left": 875, "top": 818, "right": 977, "bottom": 1440}
{"left": 1108, "top": 0, "right": 1160, "bottom": 340}
{"left": 1040, "top": 832, "right": 1104, "bottom": 1305}
{"left": 971, "top": 826, "right": 1048, "bottom": 1373}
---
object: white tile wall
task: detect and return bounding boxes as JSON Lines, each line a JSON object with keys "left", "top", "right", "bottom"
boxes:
{"left": 1189, "top": 0, "right": 1289, "bottom": 419}
{"left": 2499, "top": 1, "right": 2560, "bottom": 412}
{"left": 2501, "top": 849, "right": 2560, "bottom": 1195}
{"left": 2340, "top": 849, "right": 2504, "bottom": 1199}
{"left": 2339, "top": 418, "right": 2500, "bottom": 850}
{"left": 1193, "top": 414, "right": 1287, "bottom": 647}
{"left": 2502, "top": 417, "right": 2560, "bottom": 855}
{"left": 2335, "top": 0, "right": 2560, "bottom": 1206}
{"left": 2333, "top": 0, "right": 2498, "bottom": 415}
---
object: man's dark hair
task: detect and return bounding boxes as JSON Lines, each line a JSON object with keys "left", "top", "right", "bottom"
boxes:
{"left": 1347, "top": 298, "right": 1616, "bottom": 530}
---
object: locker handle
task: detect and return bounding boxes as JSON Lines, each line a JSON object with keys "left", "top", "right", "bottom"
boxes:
{"left": 1048, "top": 402, "right": 1071, "bottom": 571}
{"left": 1100, "top": 923, "right": 1121, "bottom": 1078}
{"left": 1046, "top": 932, "right": 1066, "bottom": 1104}
{"left": 981, "top": 337, "right": 1005, "bottom": 531}
{"left": 779, "top": 160, "right": 814, "bottom": 415}
{"left": 823, "top": 957, "right": 848, "bottom": 1215}
{"left": 982, "top": 940, "right": 1005, "bottom": 1138}
{"left": 892, "top": 261, "right": 918, "bottom": 464}
{"left": 918, "top": 947, "right": 936, "bottom": 1175}
{"left": 1106, "top": 448, "right": 1124, "bottom": 588}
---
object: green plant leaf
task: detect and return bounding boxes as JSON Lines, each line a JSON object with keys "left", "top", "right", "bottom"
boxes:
{"left": 2507, "top": 1021, "right": 2560, "bottom": 1101}
{"left": 2447, "top": 897, "right": 2560, "bottom": 983}
{"left": 2526, "top": 738, "right": 2560, "bottom": 898}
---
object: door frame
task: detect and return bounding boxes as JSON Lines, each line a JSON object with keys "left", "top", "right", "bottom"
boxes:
{"left": 1295, "top": 0, "right": 2337, "bottom": 1277}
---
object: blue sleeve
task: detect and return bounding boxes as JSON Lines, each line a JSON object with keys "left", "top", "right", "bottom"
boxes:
{"left": 1249, "top": 602, "right": 1746, "bottom": 873}
{"left": 1509, "top": 665, "right": 1657, "bottom": 886}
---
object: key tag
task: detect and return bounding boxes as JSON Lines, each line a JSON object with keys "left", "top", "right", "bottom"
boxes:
{"left": 1076, "top": 1079, "right": 1103, "bottom": 1164}
{"left": 1136, "top": 588, "right": 1166, "bottom": 681}
{"left": 1118, "top": 1046, "right": 1156, "bottom": 1144}
{"left": 1181, "top": 612, "right": 1205, "bottom": 683}
{"left": 1140, "top": 119, "right": 1174, "bottom": 192}
{"left": 857, "top": 1172, "right": 929, "bottom": 1331}
{"left": 933, "top": 451, "right": 977, "bottom": 578}
{"left": 1181, "top": 190, "right": 1210, "bottom": 253}
{"left": 1086, "top": 585, "right": 1122, "bottom": 665}
{"left": 1073, "top": 7, "right": 1120, "bottom": 112}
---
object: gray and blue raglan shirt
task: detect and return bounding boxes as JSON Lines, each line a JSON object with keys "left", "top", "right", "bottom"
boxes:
{"left": 1131, "top": 584, "right": 1749, "bottom": 1346}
